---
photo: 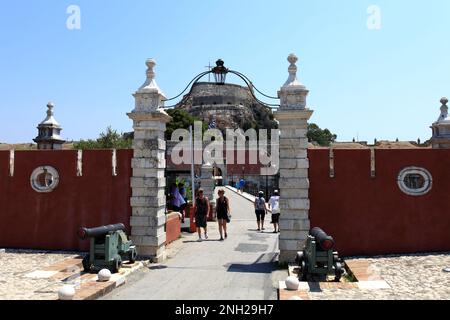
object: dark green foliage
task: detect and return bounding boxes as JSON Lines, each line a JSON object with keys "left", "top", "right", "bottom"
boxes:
{"left": 73, "top": 126, "right": 132, "bottom": 150}
{"left": 165, "top": 109, "right": 208, "bottom": 140}
{"left": 307, "top": 123, "right": 337, "bottom": 146}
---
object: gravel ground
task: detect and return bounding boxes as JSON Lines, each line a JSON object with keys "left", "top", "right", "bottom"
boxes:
{"left": 308, "top": 252, "right": 450, "bottom": 300}
{"left": 0, "top": 249, "right": 80, "bottom": 300}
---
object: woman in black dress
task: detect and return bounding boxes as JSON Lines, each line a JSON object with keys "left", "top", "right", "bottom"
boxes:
{"left": 216, "top": 189, "right": 231, "bottom": 241}
{"left": 194, "top": 188, "right": 210, "bottom": 241}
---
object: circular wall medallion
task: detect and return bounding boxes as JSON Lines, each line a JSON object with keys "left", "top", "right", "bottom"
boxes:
{"left": 30, "top": 166, "right": 60, "bottom": 193}
{"left": 397, "top": 167, "right": 432, "bottom": 196}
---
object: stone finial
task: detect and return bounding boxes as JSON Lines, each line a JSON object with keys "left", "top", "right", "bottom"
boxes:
{"left": 132, "top": 58, "right": 167, "bottom": 113}
{"left": 138, "top": 59, "right": 164, "bottom": 95}
{"left": 278, "top": 53, "right": 309, "bottom": 110}
{"left": 283, "top": 53, "right": 305, "bottom": 88}
{"left": 431, "top": 97, "right": 450, "bottom": 148}
{"left": 39, "top": 101, "right": 60, "bottom": 127}
{"left": 47, "top": 102, "right": 54, "bottom": 116}
{"left": 437, "top": 97, "right": 449, "bottom": 123}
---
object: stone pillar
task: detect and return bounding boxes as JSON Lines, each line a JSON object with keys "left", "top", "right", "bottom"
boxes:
{"left": 128, "top": 59, "right": 172, "bottom": 262}
{"left": 275, "top": 54, "right": 314, "bottom": 263}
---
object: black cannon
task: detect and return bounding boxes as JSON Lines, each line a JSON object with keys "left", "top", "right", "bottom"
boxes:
{"left": 295, "top": 227, "right": 344, "bottom": 282}
{"left": 78, "top": 223, "right": 138, "bottom": 273}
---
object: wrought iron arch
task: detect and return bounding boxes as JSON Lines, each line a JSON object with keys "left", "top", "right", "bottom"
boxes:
{"left": 162, "top": 59, "right": 280, "bottom": 109}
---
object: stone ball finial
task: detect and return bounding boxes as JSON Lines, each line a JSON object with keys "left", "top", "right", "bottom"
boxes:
{"left": 288, "top": 53, "right": 298, "bottom": 65}
{"left": 98, "top": 269, "right": 112, "bottom": 282}
{"left": 441, "top": 97, "right": 448, "bottom": 106}
{"left": 47, "top": 102, "right": 54, "bottom": 109}
{"left": 58, "top": 285, "right": 75, "bottom": 300}
{"left": 285, "top": 276, "right": 300, "bottom": 290}
{"left": 146, "top": 59, "right": 156, "bottom": 69}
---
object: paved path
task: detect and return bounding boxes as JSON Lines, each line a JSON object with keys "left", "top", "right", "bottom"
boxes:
{"left": 103, "top": 188, "right": 282, "bottom": 300}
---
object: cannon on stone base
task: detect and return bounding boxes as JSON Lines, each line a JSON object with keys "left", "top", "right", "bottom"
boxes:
{"left": 295, "top": 227, "right": 344, "bottom": 282}
{"left": 78, "top": 223, "right": 137, "bottom": 273}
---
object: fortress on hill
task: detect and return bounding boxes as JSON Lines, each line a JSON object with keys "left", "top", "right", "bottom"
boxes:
{"left": 175, "top": 82, "right": 277, "bottom": 133}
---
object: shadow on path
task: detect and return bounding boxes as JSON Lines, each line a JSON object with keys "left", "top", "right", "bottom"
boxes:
{"left": 225, "top": 253, "right": 279, "bottom": 274}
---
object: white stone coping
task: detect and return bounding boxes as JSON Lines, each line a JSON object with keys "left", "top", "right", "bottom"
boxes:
{"left": 278, "top": 279, "right": 391, "bottom": 292}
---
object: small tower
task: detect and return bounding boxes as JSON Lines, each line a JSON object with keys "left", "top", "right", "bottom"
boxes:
{"left": 430, "top": 97, "right": 450, "bottom": 149}
{"left": 33, "top": 102, "right": 65, "bottom": 150}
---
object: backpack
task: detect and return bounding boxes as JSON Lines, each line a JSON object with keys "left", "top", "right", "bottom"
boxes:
{"left": 255, "top": 197, "right": 266, "bottom": 210}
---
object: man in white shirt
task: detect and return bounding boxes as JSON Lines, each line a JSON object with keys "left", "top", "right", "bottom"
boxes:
{"left": 268, "top": 190, "right": 280, "bottom": 233}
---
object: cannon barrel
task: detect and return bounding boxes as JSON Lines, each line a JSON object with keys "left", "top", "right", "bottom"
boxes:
{"left": 310, "top": 227, "right": 335, "bottom": 250}
{"left": 78, "top": 223, "right": 126, "bottom": 240}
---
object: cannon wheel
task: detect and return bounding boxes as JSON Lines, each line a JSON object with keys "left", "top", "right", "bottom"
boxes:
{"left": 129, "top": 248, "right": 137, "bottom": 264}
{"left": 334, "top": 262, "right": 343, "bottom": 282}
{"left": 299, "top": 259, "right": 307, "bottom": 282}
{"left": 296, "top": 252, "right": 304, "bottom": 264}
{"left": 112, "top": 257, "right": 122, "bottom": 273}
{"left": 82, "top": 255, "right": 92, "bottom": 272}
{"left": 333, "top": 253, "right": 340, "bottom": 263}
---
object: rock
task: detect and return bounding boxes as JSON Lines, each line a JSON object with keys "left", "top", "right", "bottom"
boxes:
{"left": 98, "top": 269, "right": 112, "bottom": 282}
{"left": 289, "top": 296, "right": 303, "bottom": 300}
{"left": 285, "top": 276, "right": 300, "bottom": 290}
{"left": 58, "top": 285, "right": 75, "bottom": 300}
{"left": 443, "top": 267, "right": 450, "bottom": 273}
{"left": 0, "top": 249, "right": 5, "bottom": 254}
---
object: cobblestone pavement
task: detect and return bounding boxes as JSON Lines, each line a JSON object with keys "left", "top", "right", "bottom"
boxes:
{"left": 0, "top": 249, "right": 80, "bottom": 300}
{"left": 308, "top": 253, "right": 450, "bottom": 300}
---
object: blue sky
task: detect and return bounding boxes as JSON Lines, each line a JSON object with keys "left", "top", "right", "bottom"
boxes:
{"left": 1, "top": 0, "right": 450, "bottom": 143}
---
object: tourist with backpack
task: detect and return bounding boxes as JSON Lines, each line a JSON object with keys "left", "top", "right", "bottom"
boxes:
{"left": 254, "top": 191, "right": 267, "bottom": 232}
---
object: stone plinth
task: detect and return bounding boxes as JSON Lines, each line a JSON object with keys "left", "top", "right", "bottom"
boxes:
{"left": 128, "top": 111, "right": 171, "bottom": 262}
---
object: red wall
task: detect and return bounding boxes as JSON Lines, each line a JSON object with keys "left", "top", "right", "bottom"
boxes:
{"left": 165, "top": 212, "right": 181, "bottom": 244}
{"left": 0, "top": 150, "right": 132, "bottom": 251}
{"left": 309, "top": 148, "right": 450, "bottom": 256}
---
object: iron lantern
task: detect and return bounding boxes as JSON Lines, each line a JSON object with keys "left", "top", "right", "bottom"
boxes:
{"left": 212, "top": 59, "right": 228, "bottom": 85}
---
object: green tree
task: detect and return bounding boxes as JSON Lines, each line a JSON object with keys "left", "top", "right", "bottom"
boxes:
{"left": 307, "top": 123, "right": 337, "bottom": 146}
{"left": 165, "top": 109, "right": 208, "bottom": 140}
{"left": 73, "top": 126, "right": 132, "bottom": 150}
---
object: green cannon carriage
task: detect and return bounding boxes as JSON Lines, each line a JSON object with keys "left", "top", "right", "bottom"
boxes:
{"left": 78, "top": 223, "right": 138, "bottom": 273}
{"left": 295, "top": 227, "right": 344, "bottom": 282}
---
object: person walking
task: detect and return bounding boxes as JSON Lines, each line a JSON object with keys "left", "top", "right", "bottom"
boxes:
{"left": 254, "top": 191, "right": 267, "bottom": 232}
{"left": 169, "top": 183, "right": 185, "bottom": 213}
{"left": 178, "top": 182, "right": 187, "bottom": 223}
{"left": 216, "top": 189, "right": 231, "bottom": 241}
{"left": 239, "top": 178, "right": 246, "bottom": 194}
{"left": 194, "top": 188, "right": 210, "bottom": 241}
{"left": 268, "top": 190, "right": 281, "bottom": 233}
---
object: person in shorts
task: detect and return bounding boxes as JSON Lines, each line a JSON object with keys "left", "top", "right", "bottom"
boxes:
{"left": 254, "top": 191, "right": 267, "bottom": 232}
{"left": 268, "top": 190, "right": 280, "bottom": 233}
